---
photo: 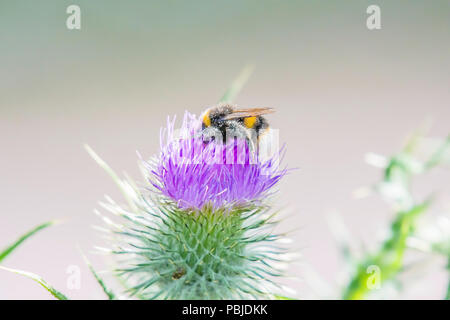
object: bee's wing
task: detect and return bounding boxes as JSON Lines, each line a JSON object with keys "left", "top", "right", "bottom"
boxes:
{"left": 223, "top": 107, "right": 275, "bottom": 120}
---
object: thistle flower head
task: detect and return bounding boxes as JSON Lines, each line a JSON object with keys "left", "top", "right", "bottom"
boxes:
{"left": 92, "top": 110, "right": 292, "bottom": 300}
{"left": 146, "top": 112, "right": 286, "bottom": 210}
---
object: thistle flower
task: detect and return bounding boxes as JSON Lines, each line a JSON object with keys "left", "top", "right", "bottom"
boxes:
{"left": 146, "top": 112, "right": 286, "bottom": 210}
{"left": 91, "top": 110, "right": 291, "bottom": 300}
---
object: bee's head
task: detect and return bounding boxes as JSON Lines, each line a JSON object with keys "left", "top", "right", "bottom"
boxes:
{"left": 201, "top": 125, "right": 223, "bottom": 144}
{"left": 201, "top": 105, "right": 235, "bottom": 143}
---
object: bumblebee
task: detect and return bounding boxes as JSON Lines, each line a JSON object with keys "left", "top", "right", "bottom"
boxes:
{"left": 200, "top": 104, "right": 274, "bottom": 148}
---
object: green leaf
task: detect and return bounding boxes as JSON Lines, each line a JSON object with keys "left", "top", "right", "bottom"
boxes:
{"left": 219, "top": 65, "right": 254, "bottom": 103}
{"left": 342, "top": 200, "right": 431, "bottom": 300}
{"left": 0, "top": 266, "right": 68, "bottom": 300}
{"left": 79, "top": 249, "right": 116, "bottom": 300}
{"left": 274, "top": 294, "right": 297, "bottom": 300}
{"left": 0, "top": 221, "right": 57, "bottom": 263}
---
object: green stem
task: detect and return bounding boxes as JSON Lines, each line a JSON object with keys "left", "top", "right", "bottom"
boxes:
{"left": 342, "top": 133, "right": 449, "bottom": 300}
{"left": 342, "top": 201, "right": 429, "bottom": 300}
{"left": 219, "top": 65, "right": 254, "bottom": 103}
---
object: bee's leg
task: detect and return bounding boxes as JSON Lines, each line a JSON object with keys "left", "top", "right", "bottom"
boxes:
{"left": 241, "top": 127, "right": 258, "bottom": 156}
{"left": 228, "top": 122, "right": 249, "bottom": 143}
{"left": 246, "top": 128, "right": 258, "bottom": 154}
{"left": 234, "top": 123, "right": 258, "bottom": 154}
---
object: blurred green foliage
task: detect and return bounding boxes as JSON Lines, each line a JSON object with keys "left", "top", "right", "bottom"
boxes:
{"left": 342, "top": 133, "right": 450, "bottom": 299}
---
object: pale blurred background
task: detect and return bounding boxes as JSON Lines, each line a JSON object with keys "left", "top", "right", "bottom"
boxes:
{"left": 1, "top": 1, "right": 449, "bottom": 299}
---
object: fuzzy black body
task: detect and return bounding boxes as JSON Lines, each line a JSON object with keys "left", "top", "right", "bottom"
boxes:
{"left": 201, "top": 104, "right": 271, "bottom": 144}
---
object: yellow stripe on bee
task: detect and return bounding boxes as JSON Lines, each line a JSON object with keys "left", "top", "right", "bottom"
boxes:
{"left": 244, "top": 116, "right": 257, "bottom": 128}
{"left": 202, "top": 110, "right": 211, "bottom": 127}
